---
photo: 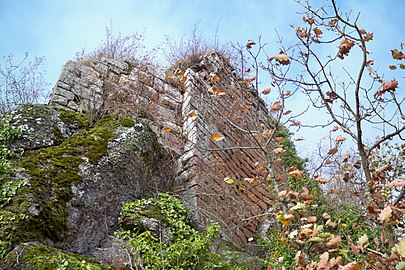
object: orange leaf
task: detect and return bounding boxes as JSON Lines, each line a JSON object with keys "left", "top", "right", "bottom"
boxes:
{"left": 283, "top": 110, "right": 292, "bottom": 115}
{"left": 244, "top": 177, "right": 257, "bottom": 185}
{"left": 210, "top": 133, "right": 224, "bottom": 141}
{"left": 179, "top": 76, "right": 187, "bottom": 84}
{"left": 241, "top": 107, "right": 250, "bottom": 112}
{"left": 214, "top": 90, "right": 225, "bottom": 96}
{"left": 187, "top": 111, "right": 198, "bottom": 117}
{"left": 363, "top": 33, "right": 373, "bottom": 42}
{"left": 174, "top": 69, "right": 185, "bottom": 76}
{"left": 338, "top": 39, "right": 355, "bottom": 59}
{"left": 389, "top": 65, "right": 397, "bottom": 70}
{"left": 208, "top": 86, "right": 218, "bottom": 94}
{"left": 162, "top": 127, "right": 172, "bottom": 133}
{"left": 313, "top": 27, "right": 323, "bottom": 36}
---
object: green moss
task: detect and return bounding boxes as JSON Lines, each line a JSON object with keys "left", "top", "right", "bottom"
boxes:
{"left": 1, "top": 243, "right": 112, "bottom": 270}
{"left": 58, "top": 108, "right": 90, "bottom": 129}
{"left": 118, "top": 117, "right": 135, "bottom": 127}
{"left": 0, "top": 113, "right": 131, "bottom": 259}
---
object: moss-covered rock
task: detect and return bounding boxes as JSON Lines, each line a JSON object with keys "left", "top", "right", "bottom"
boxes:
{"left": 0, "top": 104, "right": 175, "bottom": 267}
{"left": 0, "top": 242, "right": 112, "bottom": 270}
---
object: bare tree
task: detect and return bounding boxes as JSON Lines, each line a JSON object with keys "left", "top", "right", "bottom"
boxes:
{"left": 0, "top": 52, "right": 48, "bottom": 113}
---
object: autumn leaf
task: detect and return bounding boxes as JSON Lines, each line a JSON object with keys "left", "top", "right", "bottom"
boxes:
{"left": 376, "top": 164, "right": 393, "bottom": 174}
{"left": 187, "top": 111, "right": 198, "bottom": 117}
{"left": 162, "top": 127, "right": 172, "bottom": 133}
{"left": 179, "top": 76, "right": 187, "bottom": 84}
{"left": 208, "top": 86, "right": 218, "bottom": 94}
{"left": 268, "top": 51, "right": 290, "bottom": 65}
{"left": 388, "top": 179, "right": 405, "bottom": 188}
{"left": 245, "top": 74, "right": 257, "bottom": 84}
{"left": 209, "top": 72, "right": 220, "bottom": 83}
{"left": 327, "top": 19, "right": 338, "bottom": 27}
{"left": 288, "top": 169, "right": 304, "bottom": 179}
{"left": 336, "top": 135, "right": 346, "bottom": 143}
{"left": 244, "top": 177, "right": 257, "bottom": 185}
{"left": 382, "top": 80, "right": 399, "bottom": 92}
{"left": 283, "top": 110, "right": 292, "bottom": 115}
{"left": 294, "top": 137, "right": 305, "bottom": 141}
{"left": 262, "top": 88, "right": 272, "bottom": 95}
{"left": 246, "top": 39, "right": 256, "bottom": 49}
{"left": 303, "top": 16, "right": 315, "bottom": 25}
{"left": 328, "top": 148, "right": 338, "bottom": 155}
{"left": 391, "top": 48, "right": 405, "bottom": 60}
{"left": 224, "top": 177, "right": 237, "bottom": 185}
{"left": 393, "top": 237, "right": 405, "bottom": 257}
{"left": 363, "top": 33, "right": 373, "bottom": 42}
{"left": 338, "top": 262, "right": 362, "bottom": 270}
{"left": 342, "top": 152, "right": 350, "bottom": 162}
{"left": 174, "top": 68, "right": 185, "bottom": 76}
{"left": 389, "top": 65, "right": 397, "bottom": 70}
{"left": 270, "top": 100, "right": 282, "bottom": 112}
{"left": 210, "top": 133, "right": 224, "bottom": 141}
{"left": 400, "top": 63, "right": 405, "bottom": 69}
{"left": 331, "top": 126, "right": 339, "bottom": 132}
{"left": 272, "top": 147, "right": 285, "bottom": 154}
{"left": 378, "top": 205, "right": 392, "bottom": 223}
{"left": 338, "top": 39, "right": 355, "bottom": 59}
{"left": 214, "top": 90, "right": 225, "bottom": 96}
{"left": 313, "top": 27, "right": 323, "bottom": 36}
{"left": 318, "top": 178, "right": 328, "bottom": 184}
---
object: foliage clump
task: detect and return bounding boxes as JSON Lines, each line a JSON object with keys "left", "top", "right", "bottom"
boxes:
{"left": 117, "top": 193, "right": 243, "bottom": 269}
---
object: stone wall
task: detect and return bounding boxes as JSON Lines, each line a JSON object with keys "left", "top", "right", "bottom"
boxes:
{"left": 49, "top": 53, "right": 287, "bottom": 248}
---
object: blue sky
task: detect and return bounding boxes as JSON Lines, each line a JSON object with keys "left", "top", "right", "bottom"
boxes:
{"left": 1, "top": 0, "right": 404, "bottom": 156}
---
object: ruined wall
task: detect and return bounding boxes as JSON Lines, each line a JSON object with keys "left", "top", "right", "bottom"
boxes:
{"left": 49, "top": 53, "right": 287, "bottom": 247}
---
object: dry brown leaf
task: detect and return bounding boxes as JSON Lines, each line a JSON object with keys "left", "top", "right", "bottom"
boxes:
{"left": 262, "top": 88, "right": 272, "bottom": 95}
{"left": 268, "top": 51, "right": 290, "bottom": 65}
{"left": 246, "top": 39, "right": 256, "bottom": 49}
{"left": 162, "top": 127, "right": 172, "bottom": 133}
{"left": 270, "top": 101, "right": 282, "bottom": 112}
{"left": 378, "top": 205, "right": 392, "bottom": 223}
{"left": 336, "top": 135, "right": 346, "bottom": 143}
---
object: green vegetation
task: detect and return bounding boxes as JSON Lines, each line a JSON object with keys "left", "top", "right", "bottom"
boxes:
{"left": 117, "top": 193, "right": 245, "bottom": 269}
{"left": 1, "top": 243, "right": 111, "bottom": 270}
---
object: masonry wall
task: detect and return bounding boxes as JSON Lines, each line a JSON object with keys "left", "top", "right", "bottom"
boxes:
{"left": 49, "top": 53, "right": 287, "bottom": 248}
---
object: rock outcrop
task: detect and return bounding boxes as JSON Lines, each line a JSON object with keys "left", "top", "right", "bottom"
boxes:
{"left": 0, "top": 52, "right": 287, "bottom": 268}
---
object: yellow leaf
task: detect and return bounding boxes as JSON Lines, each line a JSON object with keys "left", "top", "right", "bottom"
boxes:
{"left": 393, "top": 237, "right": 405, "bottom": 257}
{"left": 210, "top": 133, "right": 224, "bottom": 141}
{"left": 162, "top": 127, "right": 172, "bottom": 133}
{"left": 224, "top": 177, "right": 237, "bottom": 185}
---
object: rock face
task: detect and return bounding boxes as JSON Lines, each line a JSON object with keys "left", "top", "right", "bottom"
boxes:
{"left": 0, "top": 52, "right": 288, "bottom": 268}
{"left": 49, "top": 53, "right": 287, "bottom": 248}
{"left": 0, "top": 104, "right": 174, "bottom": 268}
